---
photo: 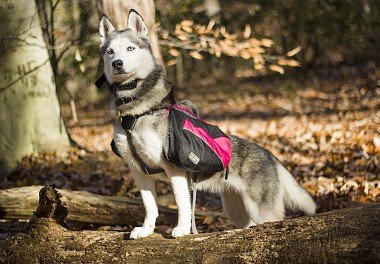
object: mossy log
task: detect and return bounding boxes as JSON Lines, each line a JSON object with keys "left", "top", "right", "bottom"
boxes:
{"left": 0, "top": 186, "right": 379, "bottom": 263}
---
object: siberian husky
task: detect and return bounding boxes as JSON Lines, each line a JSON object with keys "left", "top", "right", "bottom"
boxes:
{"left": 99, "top": 10, "right": 316, "bottom": 239}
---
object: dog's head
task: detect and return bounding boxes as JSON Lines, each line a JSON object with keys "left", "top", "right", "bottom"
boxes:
{"left": 99, "top": 10, "right": 155, "bottom": 85}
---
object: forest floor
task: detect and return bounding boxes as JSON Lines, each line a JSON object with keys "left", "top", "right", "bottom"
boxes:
{"left": 2, "top": 63, "right": 379, "bottom": 233}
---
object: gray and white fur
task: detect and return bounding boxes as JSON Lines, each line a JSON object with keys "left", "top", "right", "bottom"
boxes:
{"left": 99, "top": 10, "right": 316, "bottom": 239}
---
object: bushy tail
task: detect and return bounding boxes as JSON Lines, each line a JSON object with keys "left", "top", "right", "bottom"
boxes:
{"left": 275, "top": 160, "right": 316, "bottom": 215}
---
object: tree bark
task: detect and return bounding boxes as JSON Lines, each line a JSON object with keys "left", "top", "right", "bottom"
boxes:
{"left": 0, "top": 186, "right": 379, "bottom": 263}
{"left": 0, "top": 0, "right": 69, "bottom": 173}
{"left": 99, "top": 0, "right": 164, "bottom": 67}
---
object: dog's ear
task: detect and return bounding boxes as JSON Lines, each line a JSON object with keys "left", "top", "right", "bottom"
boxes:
{"left": 99, "top": 14, "right": 115, "bottom": 46}
{"left": 127, "top": 9, "right": 148, "bottom": 36}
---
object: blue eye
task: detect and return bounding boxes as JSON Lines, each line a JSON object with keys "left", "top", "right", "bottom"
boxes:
{"left": 127, "top": 46, "right": 135, "bottom": 51}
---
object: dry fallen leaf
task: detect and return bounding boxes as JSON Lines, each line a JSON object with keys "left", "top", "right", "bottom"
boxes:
{"left": 166, "top": 59, "right": 177, "bottom": 67}
{"left": 168, "top": 48, "right": 180, "bottom": 57}
{"left": 243, "top": 24, "right": 251, "bottom": 39}
{"left": 181, "top": 20, "right": 194, "bottom": 27}
{"left": 261, "top": 38, "right": 274, "bottom": 47}
{"left": 189, "top": 50, "right": 204, "bottom": 60}
{"left": 269, "top": 65, "right": 285, "bottom": 74}
{"left": 278, "top": 59, "right": 301, "bottom": 67}
{"left": 287, "top": 46, "right": 302, "bottom": 57}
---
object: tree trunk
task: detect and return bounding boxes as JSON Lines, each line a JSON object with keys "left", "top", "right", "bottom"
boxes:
{"left": 99, "top": 0, "right": 164, "bottom": 67}
{"left": 0, "top": 0, "right": 69, "bottom": 173}
{"left": 0, "top": 186, "right": 379, "bottom": 263}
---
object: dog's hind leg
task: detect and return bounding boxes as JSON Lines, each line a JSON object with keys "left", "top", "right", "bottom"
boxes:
{"left": 241, "top": 189, "right": 284, "bottom": 225}
{"left": 221, "top": 189, "right": 255, "bottom": 228}
{"left": 239, "top": 191, "right": 268, "bottom": 224}
{"left": 130, "top": 170, "right": 158, "bottom": 239}
{"left": 257, "top": 189, "right": 285, "bottom": 223}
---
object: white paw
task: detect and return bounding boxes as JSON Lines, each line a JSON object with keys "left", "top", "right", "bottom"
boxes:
{"left": 171, "top": 225, "right": 190, "bottom": 238}
{"left": 130, "top": 227, "right": 154, "bottom": 239}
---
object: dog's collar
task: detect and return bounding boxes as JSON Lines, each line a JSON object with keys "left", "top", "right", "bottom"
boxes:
{"left": 95, "top": 74, "right": 141, "bottom": 107}
{"left": 111, "top": 79, "right": 141, "bottom": 91}
{"left": 94, "top": 73, "right": 141, "bottom": 92}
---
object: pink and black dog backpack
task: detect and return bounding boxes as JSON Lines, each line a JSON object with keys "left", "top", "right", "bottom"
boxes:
{"left": 164, "top": 103, "right": 232, "bottom": 182}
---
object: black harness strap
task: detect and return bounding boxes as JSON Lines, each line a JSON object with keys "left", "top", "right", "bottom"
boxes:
{"left": 120, "top": 112, "right": 166, "bottom": 175}
{"left": 126, "top": 130, "right": 164, "bottom": 175}
{"left": 110, "top": 140, "right": 122, "bottom": 158}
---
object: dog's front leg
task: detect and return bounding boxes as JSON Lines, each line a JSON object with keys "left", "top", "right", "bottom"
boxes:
{"left": 166, "top": 166, "right": 191, "bottom": 238}
{"left": 129, "top": 170, "right": 158, "bottom": 239}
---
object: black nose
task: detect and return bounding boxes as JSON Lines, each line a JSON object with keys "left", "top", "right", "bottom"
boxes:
{"left": 112, "top": 60, "right": 123, "bottom": 70}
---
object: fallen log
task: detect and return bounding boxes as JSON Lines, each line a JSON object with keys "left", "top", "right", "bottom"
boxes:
{"left": 0, "top": 185, "right": 214, "bottom": 226}
{"left": 0, "top": 186, "right": 379, "bottom": 263}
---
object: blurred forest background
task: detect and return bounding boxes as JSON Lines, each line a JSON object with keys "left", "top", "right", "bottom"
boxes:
{"left": 34, "top": 0, "right": 380, "bottom": 99}
{"left": 0, "top": 0, "right": 379, "bottom": 233}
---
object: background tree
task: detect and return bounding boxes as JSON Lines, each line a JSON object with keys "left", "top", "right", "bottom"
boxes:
{"left": 99, "top": 0, "right": 164, "bottom": 66}
{"left": 0, "top": 0, "right": 69, "bottom": 174}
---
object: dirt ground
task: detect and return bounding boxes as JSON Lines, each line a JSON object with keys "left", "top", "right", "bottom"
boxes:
{"left": 2, "top": 63, "right": 379, "bottom": 233}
